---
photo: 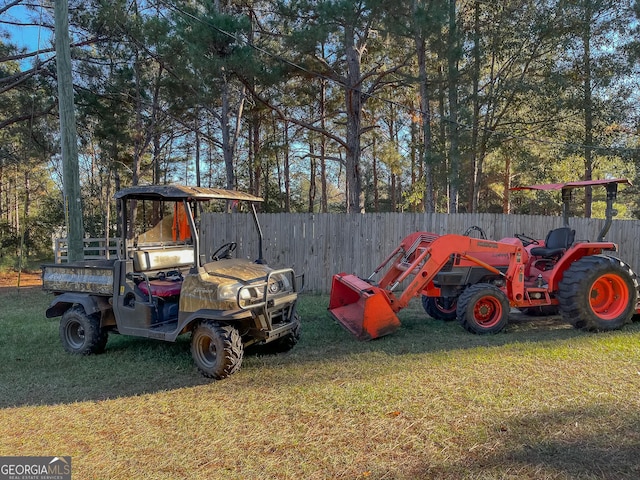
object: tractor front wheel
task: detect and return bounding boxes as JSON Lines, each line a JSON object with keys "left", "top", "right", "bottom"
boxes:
{"left": 191, "top": 320, "right": 243, "bottom": 379}
{"left": 457, "top": 284, "right": 510, "bottom": 334}
{"left": 558, "top": 255, "right": 638, "bottom": 331}
{"left": 422, "top": 296, "right": 458, "bottom": 321}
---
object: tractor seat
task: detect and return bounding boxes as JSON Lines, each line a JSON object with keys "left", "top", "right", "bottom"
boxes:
{"left": 138, "top": 279, "right": 183, "bottom": 298}
{"left": 530, "top": 227, "right": 575, "bottom": 258}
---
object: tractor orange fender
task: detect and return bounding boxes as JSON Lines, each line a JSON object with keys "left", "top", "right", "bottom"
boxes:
{"left": 546, "top": 242, "right": 618, "bottom": 291}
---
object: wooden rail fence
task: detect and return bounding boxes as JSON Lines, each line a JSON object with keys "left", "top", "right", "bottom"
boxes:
{"left": 54, "top": 237, "right": 122, "bottom": 263}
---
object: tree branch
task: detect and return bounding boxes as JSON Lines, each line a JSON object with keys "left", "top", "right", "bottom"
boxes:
{"left": 240, "top": 78, "right": 349, "bottom": 150}
{"left": 0, "top": 37, "right": 101, "bottom": 63}
{"left": 0, "top": 102, "right": 57, "bottom": 130}
{"left": 0, "top": 0, "right": 23, "bottom": 17}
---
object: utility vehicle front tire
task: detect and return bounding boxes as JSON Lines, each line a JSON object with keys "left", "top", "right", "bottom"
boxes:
{"left": 191, "top": 320, "right": 243, "bottom": 379}
{"left": 422, "top": 296, "right": 458, "bottom": 321}
{"left": 558, "top": 255, "right": 638, "bottom": 331}
{"left": 457, "top": 284, "right": 510, "bottom": 334}
{"left": 59, "top": 306, "right": 108, "bottom": 355}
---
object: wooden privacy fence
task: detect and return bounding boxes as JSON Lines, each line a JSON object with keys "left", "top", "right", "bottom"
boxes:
{"left": 200, "top": 212, "right": 640, "bottom": 294}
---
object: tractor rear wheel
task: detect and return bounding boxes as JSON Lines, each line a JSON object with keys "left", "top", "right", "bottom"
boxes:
{"left": 191, "top": 320, "right": 243, "bottom": 379}
{"left": 457, "top": 284, "right": 510, "bottom": 334}
{"left": 558, "top": 255, "right": 638, "bottom": 331}
{"left": 422, "top": 296, "right": 457, "bottom": 321}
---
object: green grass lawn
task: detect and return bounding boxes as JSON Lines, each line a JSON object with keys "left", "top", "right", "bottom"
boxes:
{"left": 1, "top": 287, "right": 639, "bottom": 479}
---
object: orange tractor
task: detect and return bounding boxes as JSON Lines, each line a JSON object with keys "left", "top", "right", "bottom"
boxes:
{"left": 328, "top": 179, "right": 639, "bottom": 340}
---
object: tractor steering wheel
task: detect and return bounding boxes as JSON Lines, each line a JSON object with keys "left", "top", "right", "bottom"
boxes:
{"left": 514, "top": 233, "right": 539, "bottom": 247}
{"left": 212, "top": 242, "right": 237, "bottom": 261}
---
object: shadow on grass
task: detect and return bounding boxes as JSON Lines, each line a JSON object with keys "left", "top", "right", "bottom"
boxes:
{"left": 296, "top": 294, "right": 618, "bottom": 359}
{"left": 415, "top": 405, "right": 640, "bottom": 479}
{"left": 2, "top": 293, "right": 638, "bottom": 408}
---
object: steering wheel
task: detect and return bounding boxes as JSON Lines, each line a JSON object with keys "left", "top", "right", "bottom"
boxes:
{"left": 514, "top": 233, "right": 539, "bottom": 247}
{"left": 212, "top": 242, "right": 237, "bottom": 261}
{"left": 463, "top": 225, "right": 487, "bottom": 239}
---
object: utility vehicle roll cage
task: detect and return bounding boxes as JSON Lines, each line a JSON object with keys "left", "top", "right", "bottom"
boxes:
{"left": 113, "top": 185, "right": 266, "bottom": 267}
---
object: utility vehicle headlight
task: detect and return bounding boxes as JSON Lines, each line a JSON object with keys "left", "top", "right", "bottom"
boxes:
{"left": 268, "top": 273, "right": 292, "bottom": 294}
{"left": 217, "top": 283, "right": 242, "bottom": 301}
{"left": 218, "top": 283, "right": 261, "bottom": 304}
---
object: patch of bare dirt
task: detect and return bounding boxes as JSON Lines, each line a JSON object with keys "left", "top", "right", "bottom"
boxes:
{"left": 0, "top": 271, "right": 42, "bottom": 290}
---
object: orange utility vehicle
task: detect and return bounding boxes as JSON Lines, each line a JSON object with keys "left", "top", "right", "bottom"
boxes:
{"left": 328, "top": 179, "right": 639, "bottom": 340}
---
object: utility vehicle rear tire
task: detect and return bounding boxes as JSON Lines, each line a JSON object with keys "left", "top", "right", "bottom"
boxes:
{"left": 457, "top": 284, "right": 510, "bottom": 334}
{"left": 191, "top": 320, "right": 243, "bottom": 379}
{"left": 558, "top": 255, "right": 638, "bottom": 331}
{"left": 422, "top": 296, "right": 458, "bottom": 321}
{"left": 59, "top": 306, "right": 108, "bottom": 355}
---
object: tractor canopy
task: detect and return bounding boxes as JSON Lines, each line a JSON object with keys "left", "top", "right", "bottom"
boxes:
{"left": 509, "top": 178, "right": 631, "bottom": 192}
{"left": 510, "top": 178, "right": 631, "bottom": 241}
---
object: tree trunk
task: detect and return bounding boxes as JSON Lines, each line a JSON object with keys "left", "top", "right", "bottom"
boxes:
{"left": 0, "top": 163, "right": 3, "bottom": 223}
{"left": 284, "top": 120, "right": 291, "bottom": 212}
{"left": 104, "top": 170, "right": 111, "bottom": 259}
{"left": 438, "top": 65, "right": 448, "bottom": 209}
{"left": 195, "top": 115, "right": 201, "bottom": 187}
{"left": 320, "top": 79, "right": 328, "bottom": 213}
{"left": 221, "top": 77, "right": 235, "bottom": 192}
{"left": 470, "top": 0, "right": 481, "bottom": 212}
{"left": 415, "top": 32, "right": 434, "bottom": 213}
{"left": 112, "top": 146, "right": 122, "bottom": 239}
{"left": 503, "top": 154, "right": 511, "bottom": 214}
{"left": 308, "top": 141, "right": 316, "bottom": 213}
{"left": 372, "top": 135, "right": 379, "bottom": 211}
{"left": 447, "top": 0, "right": 460, "bottom": 213}
{"left": 344, "top": 24, "right": 363, "bottom": 213}
{"left": 582, "top": 0, "right": 593, "bottom": 218}
{"left": 387, "top": 112, "right": 399, "bottom": 212}
{"left": 252, "top": 118, "right": 261, "bottom": 199}
{"left": 54, "top": 0, "right": 84, "bottom": 261}
{"left": 23, "top": 169, "right": 30, "bottom": 253}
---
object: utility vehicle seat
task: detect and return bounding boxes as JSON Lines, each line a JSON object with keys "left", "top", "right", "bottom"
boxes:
{"left": 530, "top": 227, "right": 575, "bottom": 258}
{"left": 130, "top": 246, "right": 191, "bottom": 298}
{"left": 131, "top": 246, "right": 194, "bottom": 272}
{"left": 138, "top": 279, "right": 183, "bottom": 298}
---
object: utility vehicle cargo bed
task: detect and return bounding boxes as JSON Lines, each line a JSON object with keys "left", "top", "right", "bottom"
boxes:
{"left": 42, "top": 260, "right": 116, "bottom": 295}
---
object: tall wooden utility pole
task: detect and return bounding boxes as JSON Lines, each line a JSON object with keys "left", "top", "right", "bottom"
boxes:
{"left": 54, "top": 0, "right": 84, "bottom": 261}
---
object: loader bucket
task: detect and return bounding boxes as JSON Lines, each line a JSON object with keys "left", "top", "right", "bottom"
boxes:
{"left": 328, "top": 273, "right": 401, "bottom": 340}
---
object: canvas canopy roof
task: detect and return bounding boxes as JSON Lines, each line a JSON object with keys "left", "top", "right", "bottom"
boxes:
{"left": 114, "top": 185, "right": 263, "bottom": 202}
{"left": 510, "top": 178, "right": 631, "bottom": 192}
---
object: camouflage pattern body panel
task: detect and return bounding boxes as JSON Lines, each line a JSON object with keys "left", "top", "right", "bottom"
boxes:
{"left": 179, "top": 259, "right": 274, "bottom": 313}
{"left": 42, "top": 261, "right": 115, "bottom": 296}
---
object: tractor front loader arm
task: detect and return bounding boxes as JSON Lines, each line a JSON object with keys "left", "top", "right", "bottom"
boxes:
{"left": 328, "top": 233, "right": 523, "bottom": 340}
